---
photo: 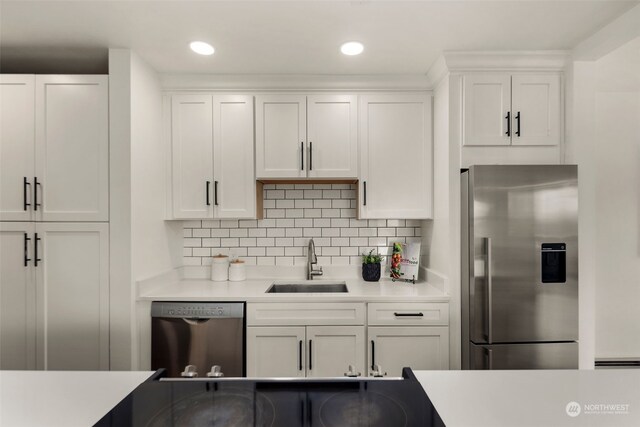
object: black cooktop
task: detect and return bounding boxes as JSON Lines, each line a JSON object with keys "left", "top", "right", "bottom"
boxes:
{"left": 95, "top": 368, "right": 445, "bottom": 427}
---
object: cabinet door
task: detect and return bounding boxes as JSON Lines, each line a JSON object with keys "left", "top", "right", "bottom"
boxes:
{"left": 359, "top": 94, "right": 433, "bottom": 219}
{"left": 0, "top": 75, "right": 35, "bottom": 221}
{"left": 307, "top": 95, "right": 358, "bottom": 178}
{"left": 35, "top": 223, "right": 109, "bottom": 370}
{"left": 306, "top": 326, "right": 365, "bottom": 378}
{"left": 213, "top": 95, "right": 256, "bottom": 218}
{"left": 511, "top": 74, "right": 561, "bottom": 146}
{"left": 171, "top": 95, "right": 214, "bottom": 219}
{"left": 35, "top": 75, "right": 109, "bottom": 221}
{"left": 247, "top": 327, "right": 306, "bottom": 378}
{"left": 0, "top": 222, "right": 36, "bottom": 370}
{"left": 368, "top": 327, "right": 449, "bottom": 377}
{"left": 255, "top": 95, "right": 306, "bottom": 178}
{"left": 463, "top": 74, "right": 512, "bottom": 146}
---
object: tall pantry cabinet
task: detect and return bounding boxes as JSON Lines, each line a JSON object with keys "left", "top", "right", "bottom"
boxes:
{"left": 0, "top": 75, "right": 109, "bottom": 371}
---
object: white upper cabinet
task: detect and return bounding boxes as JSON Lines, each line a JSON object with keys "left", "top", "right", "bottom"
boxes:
{"left": 359, "top": 93, "right": 433, "bottom": 219}
{"left": 1, "top": 75, "right": 108, "bottom": 222}
{"left": 463, "top": 73, "right": 561, "bottom": 147}
{"left": 511, "top": 74, "right": 561, "bottom": 146}
{"left": 170, "top": 94, "right": 256, "bottom": 219}
{"left": 0, "top": 76, "right": 35, "bottom": 221}
{"left": 171, "top": 95, "right": 214, "bottom": 219}
{"left": 463, "top": 74, "right": 511, "bottom": 146}
{"left": 255, "top": 95, "right": 307, "bottom": 179}
{"left": 307, "top": 95, "right": 358, "bottom": 178}
{"left": 255, "top": 94, "right": 358, "bottom": 179}
{"left": 35, "top": 75, "right": 109, "bottom": 221}
{"left": 213, "top": 95, "right": 256, "bottom": 218}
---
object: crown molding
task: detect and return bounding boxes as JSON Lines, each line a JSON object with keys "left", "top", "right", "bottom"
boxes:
{"left": 427, "top": 50, "right": 570, "bottom": 79}
{"left": 160, "top": 73, "right": 431, "bottom": 91}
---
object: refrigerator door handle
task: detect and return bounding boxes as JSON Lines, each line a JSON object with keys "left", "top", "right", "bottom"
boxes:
{"left": 484, "top": 237, "right": 493, "bottom": 343}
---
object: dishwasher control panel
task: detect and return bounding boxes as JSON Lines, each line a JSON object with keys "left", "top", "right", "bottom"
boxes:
{"left": 151, "top": 302, "right": 245, "bottom": 319}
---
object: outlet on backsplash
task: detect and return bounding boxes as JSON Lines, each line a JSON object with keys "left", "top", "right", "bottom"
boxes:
{"left": 183, "top": 183, "right": 422, "bottom": 267}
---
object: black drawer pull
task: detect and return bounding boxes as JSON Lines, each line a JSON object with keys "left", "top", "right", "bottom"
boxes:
{"left": 298, "top": 340, "right": 303, "bottom": 371}
{"left": 23, "top": 233, "right": 31, "bottom": 267}
{"left": 206, "top": 181, "right": 211, "bottom": 206}
{"left": 34, "top": 233, "right": 41, "bottom": 267}
{"left": 393, "top": 312, "right": 424, "bottom": 317}
{"left": 23, "top": 177, "right": 31, "bottom": 211}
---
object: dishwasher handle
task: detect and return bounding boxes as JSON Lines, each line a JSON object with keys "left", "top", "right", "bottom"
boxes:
{"left": 183, "top": 318, "right": 211, "bottom": 326}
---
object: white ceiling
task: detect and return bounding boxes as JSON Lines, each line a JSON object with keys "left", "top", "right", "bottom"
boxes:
{"left": 1, "top": 1, "right": 638, "bottom": 75}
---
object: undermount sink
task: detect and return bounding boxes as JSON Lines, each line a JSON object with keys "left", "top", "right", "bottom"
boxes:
{"left": 265, "top": 281, "right": 348, "bottom": 293}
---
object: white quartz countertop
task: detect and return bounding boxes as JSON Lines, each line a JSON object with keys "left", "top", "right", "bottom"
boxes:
{"left": 415, "top": 369, "right": 640, "bottom": 427}
{"left": 0, "top": 370, "right": 154, "bottom": 427}
{"left": 138, "top": 277, "right": 448, "bottom": 302}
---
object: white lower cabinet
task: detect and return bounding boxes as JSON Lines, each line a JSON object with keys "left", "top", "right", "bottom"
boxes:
{"left": 246, "top": 325, "right": 366, "bottom": 378}
{"left": 247, "top": 326, "right": 306, "bottom": 378}
{"left": 0, "top": 222, "right": 109, "bottom": 371}
{"left": 367, "top": 326, "right": 449, "bottom": 377}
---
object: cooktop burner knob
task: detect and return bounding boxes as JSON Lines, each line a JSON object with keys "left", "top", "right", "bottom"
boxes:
{"left": 180, "top": 365, "right": 198, "bottom": 378}
{"left": 206, "top": 365, "right": 224, "bottom": 378}
{"left": 371, "top": 364, "right": 387, "bottom": 377}
{"left": 343, "top": 365, "right": 361, "bottom": 377}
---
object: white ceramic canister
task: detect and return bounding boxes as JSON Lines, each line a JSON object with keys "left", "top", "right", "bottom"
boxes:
{"left": 211, "top": 254, "right": 230, "bottom": 281}
{"left": 229, "top": 259, "right": 246, "bottom": 282}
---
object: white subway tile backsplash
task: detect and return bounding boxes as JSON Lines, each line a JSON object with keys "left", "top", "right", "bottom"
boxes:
{"left": 182, "top": 184, "right": 424, "bottom": 266}
{"left": 239, "top": 220, "right": 257, "bottom": 228}
{"left": 202, "top": 238, "right": 221, "bottom": 248}
{"left": 267, "top": 228, "right": 285, "bottom": 238}
{"left": 230, "top": 229, "right": 248, "bottom": 238}
{"left": 266, "top": 247, "right": 284, "bottom": 256}
{"left": 210, "top": 229, "right": 230, "bottom": 238}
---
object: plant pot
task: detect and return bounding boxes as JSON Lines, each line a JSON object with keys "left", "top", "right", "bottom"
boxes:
{"left": 362, "top": 263, "right": 381, "bottom": 282}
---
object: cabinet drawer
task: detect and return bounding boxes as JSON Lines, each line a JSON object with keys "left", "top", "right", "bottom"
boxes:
{"left": 247, "top": 303, "right": 365, "bottom": 326}
{"left": 367, "top": 303, "right": 449, "bottom": 326}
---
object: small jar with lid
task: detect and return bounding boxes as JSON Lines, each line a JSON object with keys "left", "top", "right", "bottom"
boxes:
{"left": 229, "top": 259, "right": 246, "bottom": 282}
{"left": 211, "top": 254, "right": 230, "bottom": 281}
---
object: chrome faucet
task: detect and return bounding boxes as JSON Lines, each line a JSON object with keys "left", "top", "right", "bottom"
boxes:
{"left": 307, "top": 238, "right": 323, "bottom": 280}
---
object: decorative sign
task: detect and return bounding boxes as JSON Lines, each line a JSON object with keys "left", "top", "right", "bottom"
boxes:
{"left": 390, "top": 242, "right": 421, "bottom": 283}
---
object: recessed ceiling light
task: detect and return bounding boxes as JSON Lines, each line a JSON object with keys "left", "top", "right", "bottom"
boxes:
{"left": 190, "top": 41, "right": 215, "bottom": 56}
{"left": 340, "top": 41, "right": 364, "bottom": 56}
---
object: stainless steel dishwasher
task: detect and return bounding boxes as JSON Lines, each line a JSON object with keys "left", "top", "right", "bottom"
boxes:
{"left": 151, "top": 302, "right": 245, "bottom": 378}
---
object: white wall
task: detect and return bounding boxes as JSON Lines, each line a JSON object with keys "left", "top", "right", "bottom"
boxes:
{"left": 109, "top": 49, "right": 181, "bottom": 370}
{"left": 591, "top": 38, "right": 640, "bottom": 359}
{"left": 130, "top": 53, "right": 182, "bottom": 281}
{"left": 108, "top": 49, "right": 133, "bottom": 370}
{"left": 568, "top": 37, "right": 640, "bottom": 364}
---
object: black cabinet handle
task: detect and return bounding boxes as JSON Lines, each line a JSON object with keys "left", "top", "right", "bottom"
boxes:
{"left": 23, "top": 233, "right": 31, "bottom": 267}
{"left": 206, "top": 181, "right": 211, "bottom": 206}
{"left": 308, "top": 340, "right": 313, "bottom": 370}
{"left": 23, "top": 177, "right": 31, "bottom": 211}
{"left": 33, "top": 177, "right": 41, "bottom": 211}
{"left": 363, "top": 181, "right": 367, "bottom": 206}
{"left": 214, "top": 181, "right": 219, "bottom": 206}
{"left": 393, "top": 312, "right": 424, "bottom": 317}
{"left": 298, "top": 340, "right": 303, "bottom": 371}
{"left": 34, "top": 233, "right": 41, "bottom": 267}
{"left": 515, "top": 111, "right": 521, "bottom": 137}
{"left": 309, "top": 142, "right": 313, "bottom": 171}
{"left": 505, "top": 112, "right": 511, "bottom": 137}
{"left": 371, "top": 340, "right": 375, "bottom": 370}
{"left": 301, "top": 141, "right": 304, "bottom": 171}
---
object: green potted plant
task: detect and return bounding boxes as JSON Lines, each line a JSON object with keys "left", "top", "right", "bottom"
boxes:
{"left": 361, "top": 249, "right": 383, "bottom": 282}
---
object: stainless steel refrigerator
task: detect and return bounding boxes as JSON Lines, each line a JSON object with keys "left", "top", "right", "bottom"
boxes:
{"left": 461, "top": 165, "right": 578, "bottom": 370}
